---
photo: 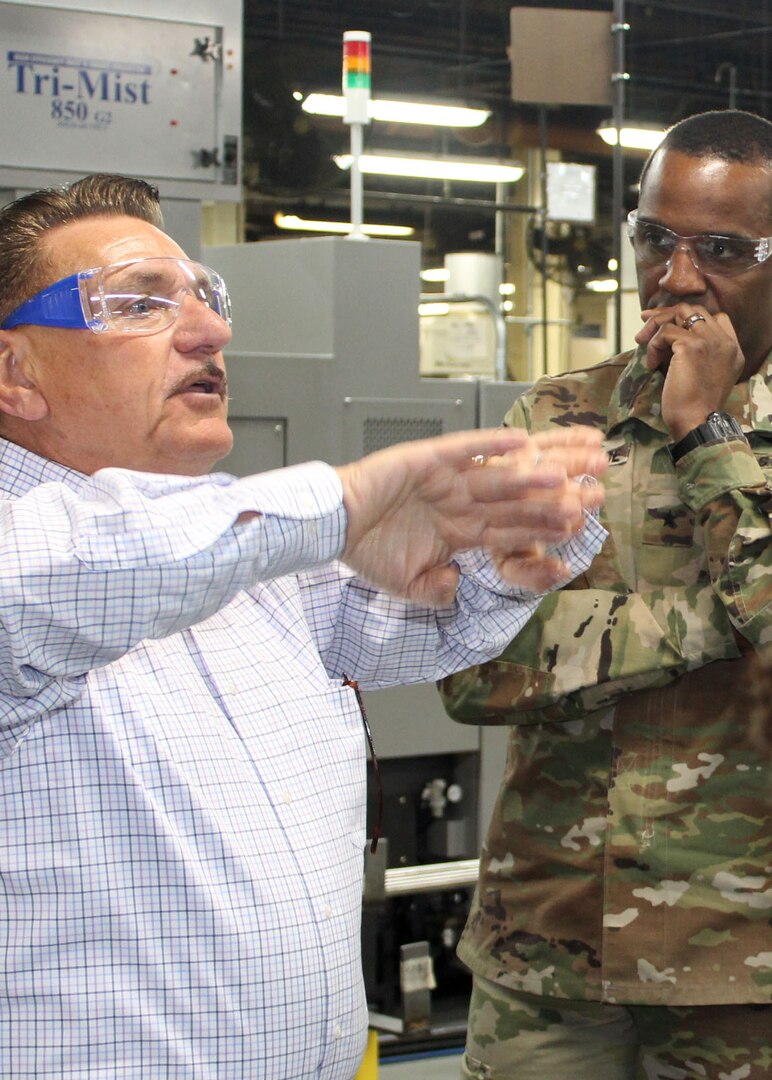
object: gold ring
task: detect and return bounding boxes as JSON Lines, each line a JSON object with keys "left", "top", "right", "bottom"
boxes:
{"left": 471, "top": 454, "right": 488, "bottom": 467}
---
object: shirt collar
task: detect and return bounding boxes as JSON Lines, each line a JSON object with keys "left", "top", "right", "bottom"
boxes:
{"left": 607, "top": 346, "right": 772, "bottom": 438}
{"left": 0, "top": 438, "right": 87, "bottom": 499}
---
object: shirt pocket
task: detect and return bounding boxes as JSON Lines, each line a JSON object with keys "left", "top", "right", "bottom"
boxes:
{"left": 642, "top": 494, "right": 695, "bottom": 547}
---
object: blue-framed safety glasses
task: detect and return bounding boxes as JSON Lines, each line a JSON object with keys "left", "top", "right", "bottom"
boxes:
{"left": 1, "top": 257, "right": 232, "bottom": 335}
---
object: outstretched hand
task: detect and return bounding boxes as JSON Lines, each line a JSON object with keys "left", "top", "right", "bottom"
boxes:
{"left": 335, "top": 426, "right": 607, "bottom": 606}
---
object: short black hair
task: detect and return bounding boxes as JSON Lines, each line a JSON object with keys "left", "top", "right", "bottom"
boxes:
{"left": 639, "top": 109, "right": 772, "bottom": 192}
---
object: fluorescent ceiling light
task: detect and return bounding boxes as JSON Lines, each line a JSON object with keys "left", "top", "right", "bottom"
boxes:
{"left": 274, "top": 212, "right": 414, "bottom": 238}
{"left": 418, "top": 302, "right": 450, "bottom": 316}
{"left": 420, "top": 267, "right": 450, "bottom": 282}
{"left": 596, "top": 122, "right": 666, "bottom": 151}
{"left": 334, "top": 152, "right": 524, "bottom": 184}
{"left": 586, "top": 277, "right": 618, "bottom": 292}
{"left": 301, "top": 92, "right": 490, "bottom": 128}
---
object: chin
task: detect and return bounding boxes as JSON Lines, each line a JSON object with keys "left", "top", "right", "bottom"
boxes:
{"left": 148, "top": 440, "right": 234, "bottom": 478}
{"left": 183, "top": 447, "right": 234, "bottom": 476}
{"left": 176, "top": 423, "right": 235, "bottom": 475}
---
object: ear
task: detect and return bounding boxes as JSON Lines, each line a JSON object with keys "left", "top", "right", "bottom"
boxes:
{"left": 0, "top": 331, "right": 49, "bottom": 421}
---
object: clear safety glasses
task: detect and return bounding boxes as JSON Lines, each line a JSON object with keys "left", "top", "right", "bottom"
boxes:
{"left": 627, "top": 210, "right": 772, "bottom": 277}
{"left": 1, "top": 257, "right": 232, "bottom": 335}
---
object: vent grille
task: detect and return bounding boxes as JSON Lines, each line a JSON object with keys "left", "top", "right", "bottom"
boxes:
{"left": 363, "top": 417, "right": 444, "bottom": 455}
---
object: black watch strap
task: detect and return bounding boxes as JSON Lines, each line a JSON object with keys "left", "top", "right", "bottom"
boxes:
{"left": 668, "top": 412, "right": 747, "bottom": 464}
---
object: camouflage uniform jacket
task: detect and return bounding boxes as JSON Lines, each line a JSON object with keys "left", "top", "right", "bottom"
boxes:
{"left": 440, "top": 346, "right": 772, "bottom": 1006}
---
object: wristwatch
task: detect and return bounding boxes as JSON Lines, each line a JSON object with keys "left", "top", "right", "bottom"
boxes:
{"left": 668, "top": 411, "right": 747, "bottom": 464}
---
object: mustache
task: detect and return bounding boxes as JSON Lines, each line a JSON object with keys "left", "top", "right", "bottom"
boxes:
{"left": 168, "top": 359, "right": 228, "bottom": 398}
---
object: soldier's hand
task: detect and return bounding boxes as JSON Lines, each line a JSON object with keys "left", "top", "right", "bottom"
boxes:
{"left": 636, "top": 304, "right": 744, "bottom": 441}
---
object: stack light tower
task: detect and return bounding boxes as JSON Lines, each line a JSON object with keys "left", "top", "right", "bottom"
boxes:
{"left": 342, "top": 30, "right": 371, "bottom": 240}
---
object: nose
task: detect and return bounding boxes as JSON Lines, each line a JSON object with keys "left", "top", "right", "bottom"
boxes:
{"left": 172, "top": 292, "right": 232, "bottom": 354}
{"left": 658, "top": 243, "right": 708, "bottom": 297}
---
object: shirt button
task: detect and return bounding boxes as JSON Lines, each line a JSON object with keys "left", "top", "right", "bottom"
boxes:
{"left": 323, "top": 905, "right": 333, "bottom": 919}
{"left": 333, "top": 1024, "right": 342, "bottom": 1039}
{"left": 281, "top": 791, "right": 292, "bottom": 804}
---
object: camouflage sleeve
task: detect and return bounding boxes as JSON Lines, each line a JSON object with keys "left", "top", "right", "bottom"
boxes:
{"left": 675, "top": 439, "right": 772, "bottom": 648}
{"left": 504, "top": 394, "right": 532, "bottom": 432}
{"left": 439, "top": 392, "right": 757, "bottom": 727}
{"left": 438, "top": 579, "right": 741, "bottom": 725}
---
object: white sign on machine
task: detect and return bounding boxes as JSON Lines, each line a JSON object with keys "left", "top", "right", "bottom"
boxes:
{"left": 1, "top": 3, "right": 223, "bottom": 182}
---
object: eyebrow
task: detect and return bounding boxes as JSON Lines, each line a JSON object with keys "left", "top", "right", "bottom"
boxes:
{"left": 104, "top": 267, "right": 181, "bottom": 293}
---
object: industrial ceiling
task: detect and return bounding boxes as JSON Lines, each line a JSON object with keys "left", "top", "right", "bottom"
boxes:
{"left": 241, "top": 0, "right": 771, "bottom": 275}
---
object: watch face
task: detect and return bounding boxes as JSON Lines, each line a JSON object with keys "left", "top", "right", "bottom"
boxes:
{"left": 708, "top": 412, "right": 743, "bottom": 439}
{"left": 670, "top": 413, "right": 745, "bottom": 464}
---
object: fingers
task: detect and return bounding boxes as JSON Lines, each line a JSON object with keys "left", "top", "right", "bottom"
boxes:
{"left": 469, "top": 436, "right": 605, "bottom": 519}
{"left": 638, "top": 304, "right": 741, "bottom": 364}
{"left": 528, "top": 440, "right": 609, "bottom": 480}
{"left": 467, "top": 448, "right": 607, "bottom": 508}
{"left": 493, "top": 551, "right": 574, "bottom": 593}
{"left": 639, "top": 304, "right": 702, "bottom": 337}
{"left": 636, "top": 304, "right": 729, "bottom": 371}
{"left": 532, "top": 426, "right": 604, "bottom": 450}
{"left": 404, "top": 564, "right": 460, "bottom": 608}
{"left": 404, "top": 548, "right": 576, "bottom": 607}
{"left": 636, "top": 306, "right": 692, "bottom": 369}
{"left": 496, "top": 429, "right": 608, "bottom": 481}
{"left": 478, "top": 482, "right": 598, "bottom": 546}
{"left": 467, "top": 427, "right": 607, "bottom": 478}
{"left": 431, "top": 426, "right": 531, "bottom": 468}
{"left": 338, "top": 427, "right": 533, "bottom": 554}
{"left": 338, "top": 422, "right": 606, "bottom": 601}
{"left": 469, "top": 438, "right": 605, "bottom": 588}
{"left": 480, "top": 517, "right": 582, "bottom": 552}
{"left": 635, "top": 305, "right": 745, "bottom": 431}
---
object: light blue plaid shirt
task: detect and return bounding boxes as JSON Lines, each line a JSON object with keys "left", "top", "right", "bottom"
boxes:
{"left": 0, "top": 439, "right": 605, "bottom": 1079}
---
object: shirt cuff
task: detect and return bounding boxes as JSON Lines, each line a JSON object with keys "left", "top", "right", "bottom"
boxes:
{"left": 675, "top": 440, "right": 768, "bottom": 512}
{"left": 454, "top": 508, "right": 607, "bottom": 600}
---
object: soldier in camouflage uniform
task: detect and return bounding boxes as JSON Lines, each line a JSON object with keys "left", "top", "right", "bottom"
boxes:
{"left": 439, "top": 110, "right": 772, "bottom": 1079}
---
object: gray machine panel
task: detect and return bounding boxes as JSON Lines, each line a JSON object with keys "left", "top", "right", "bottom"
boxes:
{"left": 206, "top": 236, "right": 478, "bottom": 468}
{"left": 220, "top": 417, "right": 286, "bottom": 476}
{"left": 341, "top": 395, "right": 472, "bottom": 463}
{"left": 364, "top": 684, "right": 479, "bottom": 759}
{"left": 478, "top": 379, "right": 531, "bottom": 427}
